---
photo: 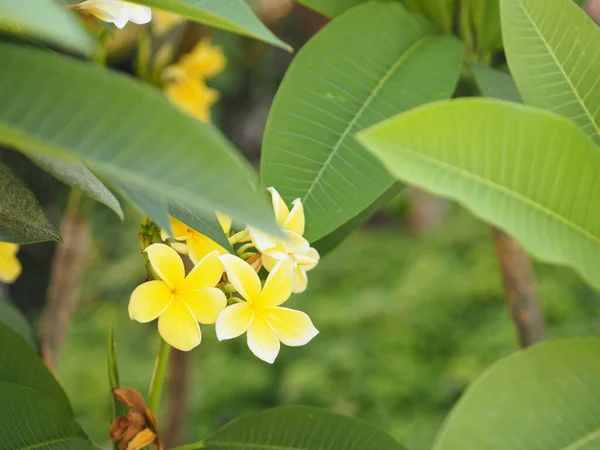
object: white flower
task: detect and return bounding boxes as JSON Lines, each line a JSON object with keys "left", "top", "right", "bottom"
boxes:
{"left": 72, "top": 0, "right": 152, "bottom": 29}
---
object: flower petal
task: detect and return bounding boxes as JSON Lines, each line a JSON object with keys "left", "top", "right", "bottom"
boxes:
{"left": 129, "top": 280, "right": 172, "bottom": 323}
{"left": 260, "top": 251, "right": 280, "bottom": 272}
{"left": 74, "top": 0, "right": 123, "bottom": 22}
{"left": 247, "top": 313, "right": 280, "bottom": 364}
{"left": 263, "top": 307, "right": 318, "bottom": 347}
{"left": 187, "top": 234, "right": 228, "bottom": 265}
{"left": 257, "top": 259, "right": 293, "bottom": 307}
{"left": 295, "top": 247, "right": 320, "bottom": 269}
{"left": 283, "top": 199, "right": 305, "bottom": 235}
{"left": 168, "top": 217, "right": 192, "bottom": 240}
{"left": 145, "top": 243, "right": 185, "bottom": 289}
{"left": 0, "top": 243, "right": 21, "bottom": 284}
{"left": 124, "top": 2, "right": 152, "bottom": 24}
{"left": 216, "top": 302, "right": 254, "bottom": 341}
{"left": 248, "top": 227, "right": 277, "bottom": 253}
{"left": 179, "top": 251, "right": 223, "bottom": 290}
{"left": 292, "top": 265, "right": 308, "bottom": 294}
{"left": 267, "top": 187, "right": 290, "bottom": 227}
{"left": 179, "top": 287, "right": 226, "bottom": 324}
{"left": 123, "top": 427, "right": 156, "bottom": 450}
{"left": 217, "top": 213, "right": 232, "bottom": 235}
{"left": 219, "top": 254, "right": 261, "bottom": 302}
{"left": 282, "top": 231, "right": 310, "bottom": 255}
{"left": 158, "top": 301, "right": 201, "bottom": 351}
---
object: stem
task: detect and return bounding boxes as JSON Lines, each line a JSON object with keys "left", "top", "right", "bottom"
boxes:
{"left": 147, "top": 337, "right": 172, "bottom": 414}
{"left": 163, "top": 350, "right": 191, "bottom": 448}
{"left": 228, "top": 229, "right": 250, "bottom": 245}
{"left": 491, "top": 228, "right": 545, "bottom": 348}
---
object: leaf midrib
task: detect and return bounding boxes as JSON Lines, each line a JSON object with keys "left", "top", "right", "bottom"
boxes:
{"left": 387, "top": 142, "right": 600, "bottom": 251}
{"left": 205, "top": 442, "right": 312, "bottom": 449}
{"left": 564, "top": 428, "right": 600, "bottom": 450}
{"left": 20, "top": 437, "right": 88, "bottom": 450}
{"left": 301, "top": 34, "right": 434, "bottom": 205}
{"left": 514, "top": 0, "right": 599, "bottom": 138}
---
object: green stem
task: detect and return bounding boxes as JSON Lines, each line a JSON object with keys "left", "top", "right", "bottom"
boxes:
{"left": 147, "top": 337, "right": 172, "bottom": 414}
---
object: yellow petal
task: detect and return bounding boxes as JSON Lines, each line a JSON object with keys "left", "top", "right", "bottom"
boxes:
{"left": 74, "top": 0, "right": 123, "bottom": 22}
{"left": 217, "top": 213, "right": 231, "bottom": 235}
{"left": 260, "top": 251, "right": 279, "bottom": 272}
{"left": 129, "top": 280, "right": 173, "bottom": 323}
{"left": 247, "top": 313, "right": 280, "bottom": 364}
{"left": 295, "top": 247, "right": 320, "bottom": 270}
{"left": 267, "top": 187, "right": 289, "bottom": 227}
{"left": 257, "top": 259, "right": 293, "bottom": 307}
{"left": 169, "top": 217, "right": 192, "bottom": 240}
{"left": 215, "top": 302, "right": 254, "bottom": 341}
{"left": 179, "top": 287, "right": 226, "bottom": 324}
{"left": 187, "top": 234, "right": 227, "bottom": 265}
{"left": 281, "top": 231, "right": 310, "bottom": 255}
{"left": 219, "top": 255, "right": 261, "bottom": 302}
{"left": 248, "top": 227, "right": 277, "bottom": 253}
{"left": 283, "top": 199, "right": 305, "bottom": 235}
{"left": 292, "top": 265, "right": 308, "bottom": 294}
{"left": 179, "top": 251, "right": 223, "bottom": 290}
{"left": 125, "top": 428, "right": 156, "bottom": 450}
{"left": 171, "top": 39, "right": 227, "bottom": 80}
{"left": 145, "top": 243, "right": 185, "bottom": 289}
{"left": 0, "top": 243, "right": 21, "bottom": 284}
{"left": 158, "top": 301, "right": 201, "bottom": 351}
{"left": 164, "top": 77, "right": 218, "bottom": 122}
{"left": 263, "top": 307, "right": 319, "bottom": 347}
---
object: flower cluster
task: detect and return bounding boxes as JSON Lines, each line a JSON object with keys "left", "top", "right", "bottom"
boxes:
{"left": 70, "top": 0, "right": 152, "bottom": 29}
{"left": 129, "top": 188, "right": 320, "bottom": 363}
{"left": 163, "top": 39, "right": 227, "bottom": 122}
{"left": 0, "top": 243, "right": 21, "bottom": 284}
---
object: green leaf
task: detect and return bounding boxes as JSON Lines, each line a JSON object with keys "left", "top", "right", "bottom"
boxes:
{"left": 129, "top": 0, "right": 291, "bottom": 51}
{"left": 0, "top": 42, "right": 278, "bottom": 236}
{"left": 312, "top": 184, "right": 402, "bottom": 255}
{"left": 404, "top": 0, "right": 457, "bottom": 33}
{"left": 169, "top": 200, "right": 233, "bottom": 253}
{"left": 0, "top": 161, "right": 60, "bottom": 244}
{"left": 433, "top": 338, "right": 600, "bottom": 449}
{"left": 199, "top": 405, "right": 407, "bottom": 449}
{"left": 28, "top": 154, "right": 124, "bottom": 219}
{"left": 0, "top": 300, "right": 36, "bottom": 349}
{"left": 260, "top": 2, "right": 464, "bottom": 243}
{"left": 0, "top": 0, "right": 96, "bottom": 55}
{"left": 107, "top": 323, "right": 126, "bottom": 426}
{"left": 0, "top": 383, "right": 90, "bottom": 449}
{"left": 358, "top": 98, "right": 600, "bottom": 291}
{"left": 469, "top": 0, "right": 503, "bottom": 53}
{"left": 294, "top": 0, "right": 369, "bottom": 17}
{"left": 501, "top": 0, "right": 600, "bottom": 144}
{"left": 0, "top": 323, "right": 72, "bottom": 414}
{"left": 471, "top": 63, "right": 522, "bottom": 103}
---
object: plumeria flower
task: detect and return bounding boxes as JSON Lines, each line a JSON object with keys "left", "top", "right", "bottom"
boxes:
{"left": 216, "top": 255, "right": 318, "bottom": 364}
{"left": 0, "top": 242, "right": 22, "bottom": 284}
{"left": 161, "top": 215, "right": 231, "bottom": 264}
{"left": 129, "top": 244, "right": 226, "bottom": 351}
{"left": 164, "top": 77, "right": 219, "bottom": 122}
{"left": 164, "top": 39, "right": 227, "bottom": 80}
{"left": 249, "top": 187, "right": 319, "bottom": 293}
{"left": 70, "top": 0, "right": 152, "bottom": 29}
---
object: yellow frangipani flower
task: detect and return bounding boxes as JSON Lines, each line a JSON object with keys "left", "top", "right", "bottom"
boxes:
{"left": 165, "top": 39, "right": 227, "bottom": 80}
{"left": 216, "top": 255, "right": 318, "bottom": 364}
{"left": 129, "top": 244, "right": 226, "bottom": 351}
{"left": 70, "top": 0, "right": 152, "bottom": 29}
{"left": 249, "top": 187, "right": 320, "bottom": 293}
{"left": 0, "top": 243, "right": 21, "bottom": 284}
{"left": 161, "top": 216, "right": 231, "bottom": 264}
{"left": 164, "top": 77, "right": 219, "bottom": 122}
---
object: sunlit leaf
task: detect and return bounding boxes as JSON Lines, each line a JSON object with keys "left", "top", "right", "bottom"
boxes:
{"left": 261, "top": 2, "right": 463, "bottom": 243}
{"left": 434, "top": 338, "right": 600, "bottom": 449}
{"left": 501, "top": 0, "right": 600, "bottom": 144}
{"left": 359, "top": 98, "right": 600, "bottom": 290}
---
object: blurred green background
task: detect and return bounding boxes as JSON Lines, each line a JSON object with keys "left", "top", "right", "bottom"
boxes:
{"left": 3, "top": 1, "right": 600, "bottom": 449}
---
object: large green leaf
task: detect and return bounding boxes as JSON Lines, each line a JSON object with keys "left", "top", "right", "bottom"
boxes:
{"left": 0, "top": 0, "right": 95, "bottom": 55}
{"left": 501, "top": 0, "right": 600, "bottom": 144}
{"left": 129, "top": 0, "right": 290, "bottom": 50}
{"left": 0, "top": 300, "right": 36, "bottom": 349}
{"left": 294, "top": 0, "right": 369, "bottom": 17}
{"left": 28, "top": 154, "right": 123, "bottom": 219}
{"left": 471, "top": 63, "right": 522, "bottom": 103}
{"left": 358, "top": 98, "right": 600, "bottom": 291}
{"left": 0, "top": 43, "right": 278, "bottom": 235}
{"left": 404, "top": 0, "right": 457, "bottom": 33}
{"left": 0, "top": 161, "right": 60, "bottom": 244}
{"left": 0, "top": 323, "right": 72, "bottom": 414}
{"left": 260, "top": 2, "right": 464, "bottom": 243}
{"left": 198, "top": 405, "right": 407, "bottom": 449}
{"left": 433, "top": 338, "right": 600, "bottom": 449}
{"left": 0, "top": 384, "right": 90, "bottom": 449}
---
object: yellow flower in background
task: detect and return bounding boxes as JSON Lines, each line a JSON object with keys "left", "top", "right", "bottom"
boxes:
{"left": 161, "top": 215, "right": 231, "bottom": 264}
{"left": 129, "top": 244, "right": 226, "bottom": 351}
{"left": 152, "top": 9, "right": 185, "bottom": 36}
{"left": 70, "top": 0, "right": 152, "bottom": 29}
{"left": 166, "top": 39, "right": 227, "bottom": 80}
{"left": 216, "top": 255, "right": 318, "bottom": 364}
{"left": 164, "top": 77, "right": 219, "bottom": 122}
{"left": 249, "top": 187, "right": 320, "bottom": 293}
{"left": 0, "top": 243, "right": 21, "bottom": 284}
